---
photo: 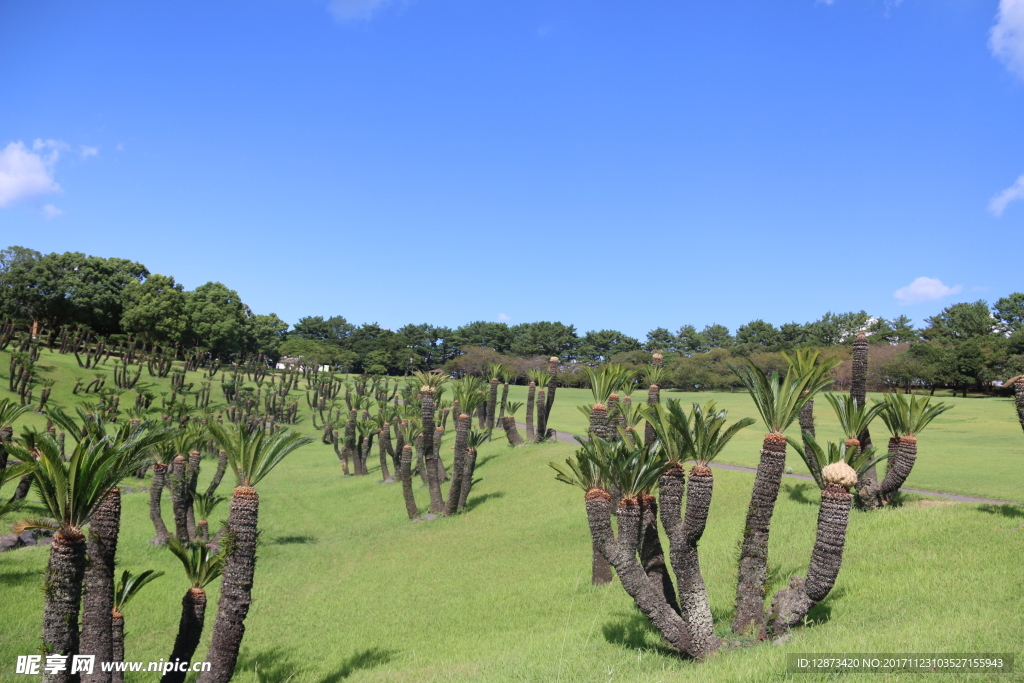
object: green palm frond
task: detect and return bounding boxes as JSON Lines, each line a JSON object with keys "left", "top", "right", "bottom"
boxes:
{"left": 192, "top": 491, "right": 225, "bottom": 521}
{"left": 452, "top": 377, "right": 487, "bottom": 415}
{"left": 875, "top": 393, "right": 952, "bottom": 438}
{"left": 550, "top": 436, "right": 609, "bottom": 491}
{"left": 486, "top": 363, "right": 507, "bottom": 380}
{"left": 399, "top": 419, "right": 422, "bottom": 445}
{"left": 505, "top": 401, "right": 524, "bottom": 417}
{"left": 601, "top": 439, "right": 666, "bottom": 498}
{"left": 208, "top": 423, "right": 314, "bottom": 488}
{"left": 0, "top": 398, "right": 31, "bottom": 428}
{"left": 583, "top": 364, "right": 635, "bottom": 405}
{"left": 412, "top": 370, "right": 447, "bottom": 391}
{"left": 527, "top": 369, "right": 549, "bottom": 386}
{"left": 824, "top": 393, "right": 884, "bottom": 441}
{"left": 729, "top": 358, "right": 836, "bottom": 433}
{"left": 166, "top": 537, "right": 225, "bottom": 589}
{"left": 114, "top": 569, "right": 165, "bottom": 612}
{"left": 786, "top": 433, "right": 892, "bottom": 489}
{"left": 640, "top": 364, "right": 667, "bottom": 388}
{"left": 465, "top": 429, "right": 491, "bottom": 450}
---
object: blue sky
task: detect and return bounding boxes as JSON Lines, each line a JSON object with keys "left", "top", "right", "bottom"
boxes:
{"left": 1, "top": 0, "right": 1022, "bottom": 339}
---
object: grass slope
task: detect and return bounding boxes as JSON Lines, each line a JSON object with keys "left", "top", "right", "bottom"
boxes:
{"left": 1, "top": 350, "right": 1023, "bottom": 681}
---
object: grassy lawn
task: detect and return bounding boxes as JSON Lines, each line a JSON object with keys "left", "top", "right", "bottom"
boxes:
{"left": 2, "top": 350, "right": 1023, "bottom": 681}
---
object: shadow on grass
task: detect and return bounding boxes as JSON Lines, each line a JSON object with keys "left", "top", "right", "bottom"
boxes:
{"left": 271, "top": 535, "right": 318, "bottom": 545}
{"left": 805, "top": 586, "right": 845, "bottom": 627}
{"left": 601, "top": 611, "right": 678, "bottom": 657}
{"left": 317, "top": 647, "right": 398, "bottom": 683}
{"left": 0, "top": 570, "right": 41, "bottom": 588}
{"left": 976, "top": 504, "right": 1024, "bottom": 519}
{"left": 473, "top": 453, "right": 501, "bottom": 471}
{"left": 784, "top": 483, "right": 818, "bottom": 506}
{"left": 464, "top": 491, "right": 504, "bottom": 513}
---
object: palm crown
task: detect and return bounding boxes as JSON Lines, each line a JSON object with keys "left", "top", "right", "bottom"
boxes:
{"left": 208, "top": 423, "right": 313, "bottom": 488}
{"left": 730, "top": 357, "right": 837, "bottom": 434}
{"left": 824, "top": 393, "right": 884, "bottom": 443}
{"left": 875, "top": 393, "right": 952, "bottom": 438}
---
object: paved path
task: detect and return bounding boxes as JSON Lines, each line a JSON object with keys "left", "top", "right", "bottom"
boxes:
{"left": 517, "top": 423, "right": 1017, "bottom": 506}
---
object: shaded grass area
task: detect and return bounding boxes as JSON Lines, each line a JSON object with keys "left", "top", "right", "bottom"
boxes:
{"left": 1, "top": 350, "right": 1023, "bottom": 680}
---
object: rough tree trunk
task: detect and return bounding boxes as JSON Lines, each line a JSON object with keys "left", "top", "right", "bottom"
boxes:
{"left": 797, "top": 398, "right": 819, "bottom": 484}
{"left": 733, "top": 433, "right": 787, "bottom": 639}
{"left": 111, "top": 613, "right": 125, "bottom": 683}
{"left": 150, "top": 463, "right": 171, "bottom": 545}
{"left": 525, "top": 383, "right": 536, "bottom": 441}
{"left": 205, "top": 450, "right": 228, "bottom": 497}
{"left": 162, "top": 588, "right": 207, "bottom": 683}
{"left": 444, "top": 415, "right": 470, "bottom": 516}
{"left": 378, "top": 428, "right": 394, "bottom": 483}
{"left": 400, "top": 445, "right": 418, "bottom": 520}
{"left": 645, "top": 385, "right": 659, "bottom": 447}
{"left": 486, "top": 379, "right": 498, "bottom": 430}
{"left": 197, "top": 486, "right": 259, "bottom": 683}
{"left": 169, "top": 456, "right": 190, "bottom": 543}
{"left": 421, "top": 392, "right": 445, "bottom": 513}
{"left": 502, "top": 416, "right": 523, "bottom": 446}
{"left": 80, "top": 490, "right": 120, "bottom": 683}
{"left": 42, "top": 529, "right": 87, "bottom": 683}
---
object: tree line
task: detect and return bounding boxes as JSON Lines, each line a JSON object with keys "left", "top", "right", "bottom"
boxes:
{"left": 2, "top": 245, "right": 1022, "bottom": 392}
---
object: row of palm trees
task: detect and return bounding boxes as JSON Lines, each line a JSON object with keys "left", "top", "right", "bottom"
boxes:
{"left": 0, "top": 398, "right": 311, "bottom": 683}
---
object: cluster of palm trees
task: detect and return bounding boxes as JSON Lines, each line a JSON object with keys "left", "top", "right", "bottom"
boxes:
{"left": 552, "top": 348, "right": 952, "bottom": 658}
{"left": 0, "top": 398, "right": 311, "bottom": 683}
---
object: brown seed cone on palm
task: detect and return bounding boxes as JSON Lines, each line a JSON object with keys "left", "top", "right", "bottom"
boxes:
{"left": 149, "top": 463, "right": 171, "bottom": 545}
{"left": 733, "top": 432, "right": 787, "bottom": 639}
{"left": 525, "top": 382, "right": 536, "bottom": 441}
{"left": 198, "top": 486, "right": 259, "bottom": 683}
{"left": 161, "top": 588, "right": 207, "bottom": 683}
{"left": 444, "top": 415, "right": 471, "bottom": 516}
{"left": 769, "top": 483, "right": 853, "bottom": 632}
{"left": 584, "top": 491, "right": 696, "bottom": 657}
{"left": 43, "top": 529, "right": 87, "bottom": 683}
{"left": 420, "top": 391, "right": 445, "bottom": 513}
{"left": 79, "top": 489, "right": 120, "bottom": 683}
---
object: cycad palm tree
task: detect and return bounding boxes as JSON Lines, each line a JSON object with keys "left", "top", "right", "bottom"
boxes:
{"left": 728, "top": 357, "right": 836, "bottom": 637}
{"left": 582, "top": 364, "right": 634, "bottom": 440}
{"left": 445, "top": 378, "right": 485, "bottom": 516}
{"left": 456, "top": 428, "right": 490, "bottom": 512}
{"left": 640, "top": 364, "right": 667, "bottom": 447}
{"left": 199, "top": 424, "right": 313, "bottom": 683}
{"left": 485, "top": 363, "right": 505, "bottom": 430}
{"left": 770, "top": 436, "right": 885, "bottom": 632}
{"left": 786, "top": 349, "right": 836, "bottom": 485}
{"left": 111, "top": 570, "right": 164, "bottom": 683}
{"left": 412, "top": 371, "right": 446, "bottom": 513}
{"left": 824, "top": 393, "right": 883, "bottom": 506}
{"left": 537, "top": 357, "right": 560, "bottom": 443}
{"left": 642, "top": 400, "right": 754, "bottom": 655}
{"left": 525, "top": 368, "right": 547, "bottom": 441}
{"left": 162, "top": 538, "right": 224, "bottom": 683}
{"left": 497, "top": 368, "right": 515, "bottom": 425}
{"left": 867, "top": 393, "right": 951, "bottom": 506}
{"left": 10, "top": 425, "right": 168, "bottom": 683}
{"left": 398, "top": 420, "right": 422, "bottom": 520}
{"left": 502, "top": 401, "right": 524, "bottom": 445}
{"left": 192, "top": 491, "right": 225, "bottom": 543}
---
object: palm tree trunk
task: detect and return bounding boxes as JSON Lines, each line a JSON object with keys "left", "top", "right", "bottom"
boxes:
{"left": 525, "top": 383, "right": 536, "bottom": 441}
{"left": 676, "top": 466, "right": 718, "bottom": 656}
{"left": 475, "top": 401, "right": 486, "bottom": 430}
{"left": 769, "top": 483, "right": 852, "bottom": 632}
{"left": 149, "top": 463, "right": 170, "bottom": 545}
{"left": 344, "top": 409, "right": 357, "bottom": 476}
{"left": 486, "top": 379, "right": 498, "bottom": 430}
{"left": 169, "top": 455, "right": 190, "bottom": 542}
{"left": 851, "top": 334, "right": 875, "bottom": 483}
{"left": 733, "top": 432, "right": 787, "bottom": 638}
{"left": 534, "top": 388, "right": 547, "bottom": 442}
{"left": 589, "top": 404, "right": 609, "bottom": 440}
{"left": 110, "top": 613, "right": 125, "bottom": 683}
{"left": 645, "top": 385, "right": 659, "bottom": 447}
{"left": 584, "top": 491, "right": 696, "bottom": 657}
{"left": 456, "top": 447, "right": 478, "bottom": 512}
{"left": 400, "top": 445, "right": 417, "bottom": 520}
{"left": 205, "top": 450, "right": 228, "bottom": 497}
{"left": 877, "top": 436, "right": 917, "bottom": 500}
{"left": 42, "top": 528, "right": 87, "bottom": 683}
{"left": 393, "top": 425, "right": 405, "bottom": 478}
{"left": 606, "top": 396, "right": 620, "bottom": 441}
{"left": 80, "top": 490, "right": 120, "bottom": 683}
{"left": 444, "top": 415, "right": 470, "bottom": 516}
{"left": 798, "top": 398, "right": 820, "bottom": 483}
{"left": 162, "top": 588, "right": 207, "bottom": 683}
{"left": 498, "top": 382, "right": 509, "bottom": 424}
{"left": 544, "top": 358, "right": 558, "bottom": 433}
{"left": 433, "top": 427, "right": 447, "bottom": 482}
{"left": 502, "top": 416, "right": 523, "bottom": 445}
{"left": 638, "top": 494, "right": 676, "bottom": 610}
{"left": 185, "top": 451, "right": 200, "bottom": 540}
{"left": 378, "top": 429, "right": 394, "bottom": 483}
{"left": 197, "top": 486, "right": 259, "bottom": 683}
{"left": 360, "top": 437, "right": 371, "bottom": 476}
{"left": 421, "top": 392, "right": 444, "bottom": 513}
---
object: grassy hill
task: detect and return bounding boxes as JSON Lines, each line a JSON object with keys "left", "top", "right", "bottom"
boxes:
{"left": 1, "top": 348, "right": 1022, "bottom": 681}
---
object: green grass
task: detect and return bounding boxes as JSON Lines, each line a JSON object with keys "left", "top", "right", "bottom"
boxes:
{"left": 2, "top": 350, "right": 1024, "bottom": 681}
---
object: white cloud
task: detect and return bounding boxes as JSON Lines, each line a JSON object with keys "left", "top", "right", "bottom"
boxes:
{"left": 991, "top": 0, "right": 1024, "bottom": 80}
{"left": 0, "top": 141, "right": 62, "bottom": 208}
{"left": 893, "top": 277, "right": 963, "bottom": 305}
{"left": 327, "top": 0, "right": 392, "bottom": 21}
{"left": 80, "top": 145, "right": 99, "bottom": 160}
{"left": 497, "top": 313, "right": 511, "bottom": 323}
{"left": 42, "top": 204, "right": 64, "bottom": 220}
{"left": 989, "top": 173, "right": 1024, "bottom": 216}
